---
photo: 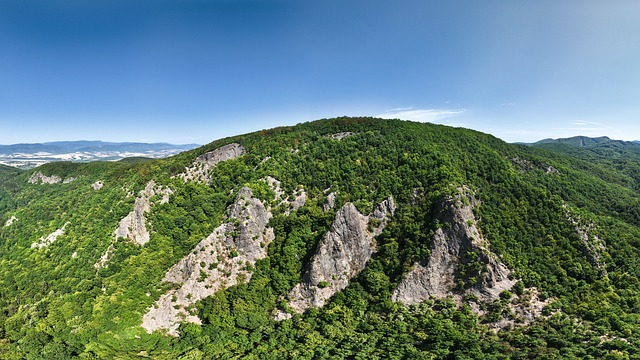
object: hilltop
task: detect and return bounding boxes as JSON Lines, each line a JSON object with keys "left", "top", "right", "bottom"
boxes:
{"left": 0, "top": 117, "right": 639, "bottom": 358}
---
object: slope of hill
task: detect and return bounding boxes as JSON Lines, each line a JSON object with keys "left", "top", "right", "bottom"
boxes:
{"left": 0, "top": 118, "right": 639, "bottom": 358}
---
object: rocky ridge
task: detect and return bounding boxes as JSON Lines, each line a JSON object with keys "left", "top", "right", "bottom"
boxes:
{"left": 392, "top": 189, "right": 549, "bottom": 326}
{"left": 276, "top": 197, "right": 395, "bottom": 319}
{"left": 392, "top": 190, "right": 516, "bottom": 305}
{"left": 95, "top": 181, "right": 172, "bottom": 269}
{"left": 113, "top": 180, "right": 173, "bottom": 246}
{"left": 177, "top": 143, "right": 246, "bottom": 183}
{"left": 142, "top": 186, "right": 275, "bottom": 336}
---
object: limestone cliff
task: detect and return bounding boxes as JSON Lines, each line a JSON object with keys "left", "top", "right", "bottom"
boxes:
{"left": 277, "top": 197, "right": 395, "bottom": 318}
{"left": 113, "top": 180, "right": 173, "bottom": 246}
{"left": 178, "top": 143, "right": 246, "bottom": 183}
{"left": 28, "top": 171, "right": 76, "bottom": 184}
{"left": 142, "top": 187, "right": 274, "bottom": 336}
{"left": 392, "top": 190, "right": 516, "bottom": 305}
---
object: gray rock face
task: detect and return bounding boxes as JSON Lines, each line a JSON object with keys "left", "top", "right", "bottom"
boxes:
{"left": 28, "top": 172, "right": 76, "bottom": 184}
{"left": 178, "top": 143, "right": 246, "bottom": 183}
{"left": 328, "top": 132, "right": 353, "bottom": 140}
{"left": 142, "top": 187, "right": 274, "bottom": 336}
{"left": 323, "top": 192, "right": 337, "bottom": 212}
{"left": 4, "top": 216, "right": 17, "bottom": 227}
{"left": 196, "top": 143, "right": 246, "bottom": 166}
{"left": 392, "top": 190, "right": 516, "bottom": 305}
{"left": 31, "top": 223, "right": 69, "bottom": 249}
{"left": 278, "top": 197, "right": 395, "bottom": 317}
{"left": 263, "top": 176, "right": 307, "bottom": 214}
{"left": 113, "top": 180, "right": 173, "bottom": 246}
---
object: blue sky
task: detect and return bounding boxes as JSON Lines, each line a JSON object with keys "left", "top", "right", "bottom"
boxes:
{"left": 1, "top": 0, "right": 639, "bottom": 144}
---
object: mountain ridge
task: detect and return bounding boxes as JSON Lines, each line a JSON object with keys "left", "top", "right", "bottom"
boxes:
{"left": 0, "top": 117, "right": 639, "bottom": 358}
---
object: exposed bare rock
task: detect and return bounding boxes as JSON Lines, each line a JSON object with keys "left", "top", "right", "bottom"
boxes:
{"left": 262, "top": 176, "right": 306, "bottom": 214}
{"left": 278, "top": 197, "right": 395, "bottom": 317}
{"left": 177, "top": 143, "right": 246, "bottom": 183}
{"left": 4, "top": 216, "right": 17, "bottom": 227}
{"left": 113, "top": 180, "right": 172, "bottom": 246}
{"left": 264, "top": 176, "right": 285, "bottom": 201}
{"left": 411, "top": 188, "right": 423, "bottom": 205}
{"left": 142, "top": 187, "right": 274, "bottom": 336}
{"left": 511, "top": 157, "right": 534, "bottom": 174}
{"left": 323, "top": 192, "right": 337, "bottom": 212}
{"left": 28, "top": 172, "right": 77, "bottom": 184}
{"left": 29, "top": 172, "right": 60, "bottom": 184}
{"left": 506, "top": 288, "right": 552, "bottom": 326}
{"left": 94, "top": 244, "right": 115, "bottom": 269}
{"left": 545, "top": 165, "right": 559, "bottom": 174}
{"left": 392, "top": 190, "right": 516, "bottom": 305}
{"left": 31, "top": 223, "right": 69, "bottom": 249}
{"left": 284, "top": 188, "right": 307, "bottom": 215}
{"left": 511, "top": 157, "right": 559, "bottom": 175}
{"left": 565, "top": 209, "right": 607, "bottom": 276}
{"left": 328, "top": 132, "right": 353, "bottom": 140}
{"left": 92, "top": 181, "right": 104, "bottom": 190}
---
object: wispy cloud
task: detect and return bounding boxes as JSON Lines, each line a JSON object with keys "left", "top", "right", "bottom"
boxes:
{"left": 565, "top": 120, "right": 612, "bottom": 131}
{"left": 377, "top": 107, "right": 465, "bottom": 123}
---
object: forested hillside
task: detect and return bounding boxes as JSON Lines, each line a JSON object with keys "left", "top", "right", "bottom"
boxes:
{"left": 1, "top": 118, "right": 639, "bottom": 359}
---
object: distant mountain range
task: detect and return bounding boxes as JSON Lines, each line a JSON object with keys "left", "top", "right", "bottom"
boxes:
{"left": 0, "top": 140, "right": 200, "bottom": 169}
{"left": 532, "top": 135, "right": 638, "bottom": 147}
{"left": 529, "top": 136, "right": 640, "bottom": 158}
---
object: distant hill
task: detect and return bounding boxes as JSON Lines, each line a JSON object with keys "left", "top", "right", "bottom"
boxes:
{"left": 530, "top": 135, "right": 640, "bottom": 192}
{"left": 0, "top": 140, "right": 199, "bottom": 169}
{"left": 531, "top": 135, "right": 640, "bottom": 157}
{"left": 532, "top": 135, "right": 640, "bottom": 150}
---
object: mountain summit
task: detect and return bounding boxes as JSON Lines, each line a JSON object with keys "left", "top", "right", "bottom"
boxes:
{"left": 0, "top": 118, "right": 638, "bottom": 358}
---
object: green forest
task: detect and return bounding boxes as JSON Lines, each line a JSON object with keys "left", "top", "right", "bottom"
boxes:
{"left": 1, "top": 118, "right": 639, "bottom": 359}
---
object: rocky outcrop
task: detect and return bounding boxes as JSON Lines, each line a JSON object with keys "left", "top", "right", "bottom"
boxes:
{"left": 177, "top": 143, "right": 246, "bottom": 183}
{"left": 323, "top": 192, "right": 337, "bottom": 212}
{"left": 263, "top": 176, "right": 307, "bottom": 214}
{"left": 31, "top": 223, "right": 69, "bottom": 249}
{"left": 142, "top": 187, "right": 274, "bottom": 336}
{"left": 94, "top": 244, "right": 115, "bottom": 269}
{"left": 392, "top": 189, "right": 553, "bottom": 328}
{"left": 92, "top": 181, "right": 104, "bottom": 190}
{"left": 277, "top": 197, "right": 395, "bottom": 318}
{"left": 113, "top": 181, "right": 172, "bottom": 246}
{"left": 28, "top": 172, "right": 76, "bottom": 185}
{"left": 4, "top": 216, "right": 17, "bottom": 227}
{"left": 565, "top": 208, "right": 608, "bottom": 276}
{"left": 328, "top": 132, "right": 353, "bottom": 140}
{"left": 392, "top": 190, "right": 516, "bottom": 304}
{"left": 511, "top": 157, "right": 559, "bottom": 175}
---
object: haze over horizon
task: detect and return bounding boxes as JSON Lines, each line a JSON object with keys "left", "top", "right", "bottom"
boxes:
{"left": 2, "top": 1, "right": 639, "bottom": 144}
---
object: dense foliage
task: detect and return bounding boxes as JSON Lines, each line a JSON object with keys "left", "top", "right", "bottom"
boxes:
{"left": 0, "top": 118, "right": 639, "bottom": 358}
